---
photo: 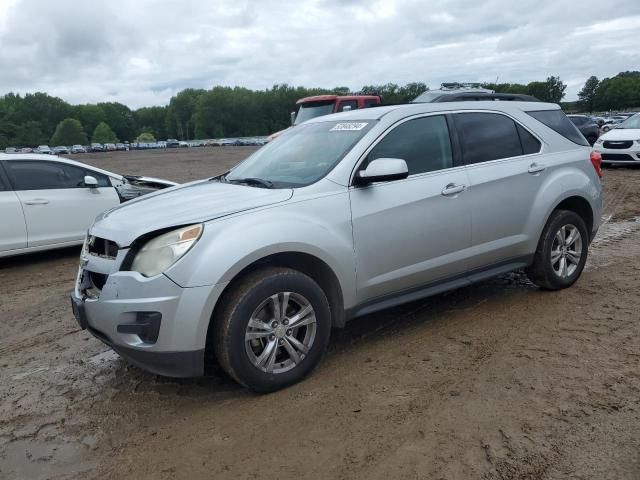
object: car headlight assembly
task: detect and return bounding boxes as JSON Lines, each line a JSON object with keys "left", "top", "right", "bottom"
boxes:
{"left": 130, "top": 224, "right": 203, "bottom": 277}
{"left": 595, "top": 138, "right": 604, "bottom": 145}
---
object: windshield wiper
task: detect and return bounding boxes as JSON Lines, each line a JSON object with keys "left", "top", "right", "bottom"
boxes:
{"left": 227, "top": 177, "right": 274, "bottom": 188}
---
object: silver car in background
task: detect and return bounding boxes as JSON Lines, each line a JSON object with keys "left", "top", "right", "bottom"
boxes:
{"left": 71, "top": 101, "right": 602, "bottom": 392}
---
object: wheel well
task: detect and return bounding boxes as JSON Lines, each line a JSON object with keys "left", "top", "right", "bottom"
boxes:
{"left": 204, "top": 252, "right": 345, "bottom": 374}
{"left": 555, "top": 196, "right": 594, "bottom": 239}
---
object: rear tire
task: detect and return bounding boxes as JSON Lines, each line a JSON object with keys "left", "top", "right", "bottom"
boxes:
{"left": 525, "top": 210, "right": 589, "bottom": 290}
{"left": 213, "top": 267, "right": 331, "bottom": 393}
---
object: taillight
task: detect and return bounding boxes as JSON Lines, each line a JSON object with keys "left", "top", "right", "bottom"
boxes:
{"left": 590, "top": 150, "right": 602, "bottom": 178}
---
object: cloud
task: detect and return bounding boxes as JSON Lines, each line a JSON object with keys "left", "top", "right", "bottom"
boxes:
{"left": 0, "top": 0, "right": 638, "bottom": 107}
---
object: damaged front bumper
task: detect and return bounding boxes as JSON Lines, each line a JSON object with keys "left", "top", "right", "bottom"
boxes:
{"left": 71, "top": 238, "right": 225, "bottom": 378}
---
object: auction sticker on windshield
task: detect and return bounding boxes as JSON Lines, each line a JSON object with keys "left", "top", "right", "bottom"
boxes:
{"left": 330, "top": 122, "right": 368, "bottom": 131}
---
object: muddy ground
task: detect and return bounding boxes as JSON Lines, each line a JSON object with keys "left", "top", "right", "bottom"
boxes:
{"left": 1, "top": 148, "right": 640, "bottom": 480}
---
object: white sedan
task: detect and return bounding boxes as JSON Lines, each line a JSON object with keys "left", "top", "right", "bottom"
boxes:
{"left": 0, "top": 154, "right": 177, "bottom": 257}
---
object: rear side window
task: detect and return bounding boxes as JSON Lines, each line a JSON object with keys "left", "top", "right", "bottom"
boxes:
{"left": 6, "top": 161, "right": 110, "bottom": 190}
{"left": 453, "top": 113, "right": 525, "bottom": 164}
{"left": 366, "top": 115, "right": 453, "bottom": 175}
{"left": 527, "top": 110, "right": 589, "bottom": 146}
{"left": 516, "top": 125, "right": 542, "bottom": 155}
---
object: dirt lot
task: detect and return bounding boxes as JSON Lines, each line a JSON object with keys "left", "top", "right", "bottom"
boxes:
{"left": 1, "top": 148, "right": 640, "bottom": 480}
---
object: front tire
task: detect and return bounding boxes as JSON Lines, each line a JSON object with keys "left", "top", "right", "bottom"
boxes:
{"left": 526, "top": 210, "right": 589, "bottom": 290}
{"left": 213, "top": 267, "right": 331, "bottom": 393}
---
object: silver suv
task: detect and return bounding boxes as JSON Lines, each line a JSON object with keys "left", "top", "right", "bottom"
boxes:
{"left": 71, "top": 101, "right": 603, "bottom": 392}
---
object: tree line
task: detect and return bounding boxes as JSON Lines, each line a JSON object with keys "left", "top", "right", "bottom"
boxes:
{"left": 0, "top": 72, "right": 638, "bottom": 149}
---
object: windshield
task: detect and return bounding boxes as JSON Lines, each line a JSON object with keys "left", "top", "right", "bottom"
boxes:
{"left": 616, "top": 114, "right": 640, "bottom": 129}
{"left": 226, "top": 120, "right": 375, "bottom": 188}
{"left": 294, "top": 101, "right": 335, "bottom": 125}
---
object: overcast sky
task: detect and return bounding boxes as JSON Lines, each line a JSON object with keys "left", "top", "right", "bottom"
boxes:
{"left": 0, "top": 0, "right": 638, "bottom": 108}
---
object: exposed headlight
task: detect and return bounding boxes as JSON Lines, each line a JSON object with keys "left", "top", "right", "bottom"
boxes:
{"left": 595, "top": 138, "right": 604, "bottom": 145}
{"left": 131, "top": 224, "right": 203, "bottom": 277}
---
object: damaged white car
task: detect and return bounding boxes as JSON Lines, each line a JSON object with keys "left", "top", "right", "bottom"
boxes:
{"left": 0, "top": 154, "right": 177, "bottom": 257}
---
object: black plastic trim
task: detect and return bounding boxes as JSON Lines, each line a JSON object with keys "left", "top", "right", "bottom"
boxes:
{"left": 346, "top": 255, "right": 533, "bottom": 320}
{"left": 86, "top": 325, "right": 204, "bottom": 377}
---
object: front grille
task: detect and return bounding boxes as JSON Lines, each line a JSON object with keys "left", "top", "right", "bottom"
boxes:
{"left": 87, "top": 236, "right": 119, "bottom": 259}
{"left": 602, "top": 153, "right": 635, "bottom": 161}
{"left": 603, "top": 140, "right": 633, "bottom": 149}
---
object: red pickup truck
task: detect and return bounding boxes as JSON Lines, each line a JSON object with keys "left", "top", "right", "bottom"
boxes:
{"left": 267, "top": 93, "right": 382, "bottom": 141}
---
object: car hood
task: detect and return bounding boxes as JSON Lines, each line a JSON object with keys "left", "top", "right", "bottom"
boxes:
{"left": 600, "top": 128, "right": 640, "bottom": 141}
{"left": 91, "top": 180, "right": 293, "bottom": 246}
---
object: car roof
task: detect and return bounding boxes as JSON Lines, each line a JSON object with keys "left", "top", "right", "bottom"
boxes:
{"left": 304, "top": 100, "right": 560, "bottom": 124}
{"left": 0, "top": 153, "right": 122, "bottom": 180}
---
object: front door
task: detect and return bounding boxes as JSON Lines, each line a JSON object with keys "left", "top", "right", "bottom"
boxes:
{"left": 5, "top": 160, "right": 120, "bottom": 247}
{"left": 349, "top": 114, "right": 472, "bottom": 303}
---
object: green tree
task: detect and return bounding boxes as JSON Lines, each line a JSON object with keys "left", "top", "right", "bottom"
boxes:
{"left": 97, "top": 102, "right": 136, "bottom": 141}
{"left": 73, "top": 104, "right": 106, "bottom": 135}
{"left": 527, "top": 76, "right": 566, "bottom": 103}
{"left": 578, "top": 76, "right": 599, "bottom": 112}
{"left": 136, "top": 131, "right": 156, "bottom": 142}
{"left": 50, "top": 118, "right": 87, "bottom": 146}
{"left": 134, "top": 106, "right": 168, "bottom": 139}
{"left": 92, "top": 122, "right": 118, "bottom": 143}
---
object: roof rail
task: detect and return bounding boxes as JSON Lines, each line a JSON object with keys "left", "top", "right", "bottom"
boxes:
{"left": 440, "top": 82, "right": 485, "bottom": 90}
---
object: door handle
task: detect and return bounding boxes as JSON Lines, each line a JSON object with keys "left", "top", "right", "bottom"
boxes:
{"left": 441, "top": 183, "right": 466, "bottom": 196}
{"left": 24, "top": 198, "right": 49, "bottom": 205}
{"left": 528, "top": 163, "right": 546, "bottom": 174}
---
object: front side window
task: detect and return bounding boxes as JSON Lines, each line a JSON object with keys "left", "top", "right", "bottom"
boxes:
{"left": 226, "top": 120, "right": 374, "bottom": 188}
{"left": 454, "top": 112, "right": 526, "bottom": 164}
{"left": 364, "top": 115, "right": 453, "bottom": 175}
{"left": 6, "top": 161, "right": 109, "bottom": 190}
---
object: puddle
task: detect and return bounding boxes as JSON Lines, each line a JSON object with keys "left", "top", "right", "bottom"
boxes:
{"left": 0, "top": 438, "right": 95, "bottom": 480}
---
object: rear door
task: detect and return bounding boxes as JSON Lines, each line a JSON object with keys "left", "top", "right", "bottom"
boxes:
{"left": 0, "top": 162, "right": 27, "bottom": 253}
{"left": 4, "top": 160, "right": 120, "bottom": 247}
{"left": 452, "top": 112, "right": 543, "bottom": 268}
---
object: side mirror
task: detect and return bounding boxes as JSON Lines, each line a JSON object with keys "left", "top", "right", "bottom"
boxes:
{"left": 341, "top": 105, "right": 352, "bottom": 112}
{"left": 356, "top": 158, "right": 408, "bottom": 185}
{"left": 290, "top": 111, "right": 297, "bottom": 126}
{"left": 84, "top": 175, "right": 98, "bottom": 188}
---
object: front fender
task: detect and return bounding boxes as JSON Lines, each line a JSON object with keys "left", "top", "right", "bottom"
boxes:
{"left": 164, "top": 192, "right": 357, "bottom": 308}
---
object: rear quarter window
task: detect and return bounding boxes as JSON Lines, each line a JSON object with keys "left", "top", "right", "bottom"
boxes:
{"left": 527, "top": 110, "right": 589, "bottom": 146}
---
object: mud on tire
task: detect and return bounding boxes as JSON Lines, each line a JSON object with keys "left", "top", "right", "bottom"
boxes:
{"left": 213, "top": 267, "right": 331, "bottom": 393}
{"left": 526, "top": 209, "right": 589, "bottom": 290}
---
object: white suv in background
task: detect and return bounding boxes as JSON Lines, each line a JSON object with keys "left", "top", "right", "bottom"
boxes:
{"left": 593, "top": 113, "right": 640, "bottom": 164}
